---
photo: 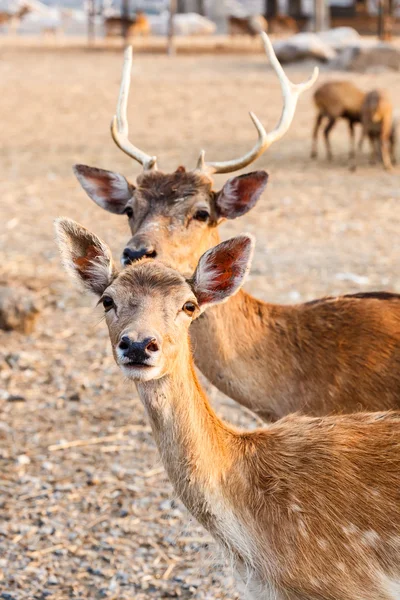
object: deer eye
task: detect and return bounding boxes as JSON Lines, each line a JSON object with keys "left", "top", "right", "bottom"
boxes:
{"left": 183, "top": 301, "right": 197, "bottom": 316}
{"left": 102, "top": 296, "right": 115, "bottom": 312}
{"left": 193, "top": 210, "right": 210, "bottom": 222}
{"left": 125, "top": 206, "right": 134, "bottom": 219}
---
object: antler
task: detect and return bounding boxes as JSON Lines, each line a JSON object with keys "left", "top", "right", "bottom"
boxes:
{"left": 111, "top": 45, "right": 157, "bottom": 171}
{"left": 196, "top": 32, "right": 319, "bottom": 176}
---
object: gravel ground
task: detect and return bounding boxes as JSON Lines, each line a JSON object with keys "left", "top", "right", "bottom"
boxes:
{"left": 1, "top": 43, "right": 400, "bottom": 599}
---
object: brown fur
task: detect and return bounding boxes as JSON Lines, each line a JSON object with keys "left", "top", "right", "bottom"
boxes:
{"left": 55, "top": 221, "right": 400, "bottom": 600}
{"left": 358, "top": 89, "right": 396, "bottom": 171}
{"left": 75, "top": 164, "right": 400, "bottom": 423}
{"left": 268, "top": 15, "right": 298, "bottom": 35}
{"left": 311, "top": 81, "right": 365, "bottom": 163}
{"left": 228, "top": 15, "right": 268, "bottom": 36}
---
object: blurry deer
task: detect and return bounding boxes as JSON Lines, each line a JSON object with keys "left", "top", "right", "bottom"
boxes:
{"left": 0, "top": 5, "right": 31, "bottom": 32}
{"left": 357, "top": 89, "right": 396, "bottom": 171}
{"left": 228, "top": 14, "right": 268, "bottom": 35}
{"left": 311, "top": 81, "right": 365, "bottom": 164}
{"left": 104, "top": 10, "right": 150, "bottom": 37}
{"left": 268, "top": 14, "right": 298, "bottom": 34}
{"left": 56, "top": 218, "right": 400, "bottom": 600}
{"left": 74, "top": 35, "right": 400, "bottom": 423}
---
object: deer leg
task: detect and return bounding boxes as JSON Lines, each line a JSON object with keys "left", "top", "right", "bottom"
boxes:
{"left": 349, "top": 120, "right": 357, "bottom": 171}
{"left": 323, "top": 117, "right": 335, "bottom": 161}
{"left": 368, "top": 135, "right": 377, "bottom": 165}
{"left": 390, "top": 134, "right": 397, "bottom": 165}
{"left": 348, "top": 121, "right": 356, "bottom": 159}
{"left": 381, "top": 137, "right": 392, "bottom": 171}
{"left": 311, "top": 113, "right": 323, "bottom": 159}
{"left": 381, "top": 120, "right": 393, "bottom": 170}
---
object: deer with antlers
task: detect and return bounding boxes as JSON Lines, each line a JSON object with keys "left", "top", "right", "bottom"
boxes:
{"left": 74, "top": 33, "right": 400, "bottom": 422}
{"left": 56, "top": 218, "right": 400, "bottom": 600}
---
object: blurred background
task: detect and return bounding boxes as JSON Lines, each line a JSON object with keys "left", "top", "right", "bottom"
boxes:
{"left": 1, "top": 1, "right": 400, "bottom": 598}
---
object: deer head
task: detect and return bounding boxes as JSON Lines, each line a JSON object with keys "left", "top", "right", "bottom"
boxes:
{"left": 74, "top": 34, "right": 318, "bottom": 274}
{"left": 55, "top": 218, "right": 253, "bottom": 382}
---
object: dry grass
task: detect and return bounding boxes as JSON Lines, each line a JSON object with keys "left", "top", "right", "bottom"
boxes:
{"left": 1, "top": 44, "right": 400, "bottom": 599}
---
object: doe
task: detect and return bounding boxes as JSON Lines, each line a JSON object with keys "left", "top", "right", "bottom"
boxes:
{"left": 56, "top": 217, "right": 400, "bottom": 600}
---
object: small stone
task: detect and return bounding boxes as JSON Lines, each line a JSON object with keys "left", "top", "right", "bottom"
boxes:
{"left": 0, "top": 284, "right": 40, "bottom": 334}
{"left": 7, "top": 394, "right": 26, "bottom": 402}
{"left": 46, "top": 576, "right": 58, "bottom": 586}
{"left": 87, "top": 567, "right": 103, "bottom": 577}
{"left": 16, "top": 454, "right": 30, "bottom": 465}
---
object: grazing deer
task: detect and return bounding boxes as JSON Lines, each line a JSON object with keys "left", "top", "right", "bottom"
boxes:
{"left": 73, "top": 35, "right": 400, "bottom": 423}
{"left": 311, "top": 81, "right": 365, "bottom": 164}
{"left": 358, "top": 89, "right": 396, "bottom": 171}
{"left": 56, "top": 218, "right": 400, "bottom": 600}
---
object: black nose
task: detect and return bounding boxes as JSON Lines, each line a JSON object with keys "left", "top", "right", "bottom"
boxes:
{"left": 118, "top": 336, "right": 160, "bottom": 363}
{"left": 122, "top": 247, "right": 157, "bottom": 265}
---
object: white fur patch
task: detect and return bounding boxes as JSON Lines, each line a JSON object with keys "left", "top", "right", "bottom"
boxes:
{"left": 380, "top": 573, "right": 400, "bottom": 599}
{"left": 361, "top": 530, "right": 380, "bottom": 547}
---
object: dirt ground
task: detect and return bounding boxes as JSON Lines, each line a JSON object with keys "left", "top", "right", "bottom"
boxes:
{"left": 1, "top": 44, "right": 400, "bottom": 599}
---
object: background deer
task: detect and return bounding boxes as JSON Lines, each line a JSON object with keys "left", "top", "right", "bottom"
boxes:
{"left": 358, "top": 89, "right": 396, "bottom": 170}
{"left": 73, "top": 36, "right": 400, "bottom": 423}
{"left": 311, "top": 80, "right": 366, "bottom": 164}
{"left": 227, "top": 15, "right": 268, "bottom": 36}
{"left": 56, "top": 217, "right": 400, "bottom": 600}
{"left": 104, "top": 10, "right": 150, "bottom": 38}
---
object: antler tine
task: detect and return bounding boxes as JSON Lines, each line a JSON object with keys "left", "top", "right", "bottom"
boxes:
{"left": 111, "top": 45, "right": 157, "bottom": 171}
{"left": 196, "top": 32, "right": 319, "bottom": 176}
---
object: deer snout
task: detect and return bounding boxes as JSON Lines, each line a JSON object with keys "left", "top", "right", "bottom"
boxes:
{"left": 118, "top": 335, "right": 161, "bottom": 365}
{"left": 122, "top": 246, "right": 157, "bottom": 266}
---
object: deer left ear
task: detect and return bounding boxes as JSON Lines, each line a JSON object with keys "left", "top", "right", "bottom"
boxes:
{"left": 54, "top": 218, "right": 116, "bottom": 296}
{"left": 215, "top": 171, "right": 269, "bottom": 219}
{"left": 190, "top": 235, "right": 254, "bottom": 310}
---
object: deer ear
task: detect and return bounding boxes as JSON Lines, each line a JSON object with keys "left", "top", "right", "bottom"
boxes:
{"left": 190, "top": 235, "right": 254, "bottom": 310}
{"left": 215, "top": 171, "right": 268, "bottom": 219}
{"left": 73, "top": 165, "right": 134, "bottom": 215}
{"left": 54, "top": 218, "right": 116, "bottom": 296}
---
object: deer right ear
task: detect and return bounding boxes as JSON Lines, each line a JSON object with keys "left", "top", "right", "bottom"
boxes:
{"left": 215, "top": 171, "right": 268, "bottom": 220}
{"left": 54, "top": 218, "right": 116, "bottom": 296}
{"left": 73, "top": 165, "right": 134, "bottom": 215}
{"left": 190, "top": 235, "right": 254, "bottom": 310}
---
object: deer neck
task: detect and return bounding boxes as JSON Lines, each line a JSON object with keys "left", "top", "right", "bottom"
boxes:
{"left": 190, "top": 286, "right": 278, "bottom": 419}
{"left": 136, "top": 338, "right": 236, "bottom": 530}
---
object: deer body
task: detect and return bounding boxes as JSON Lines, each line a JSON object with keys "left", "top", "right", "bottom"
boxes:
{"left": 137, "top": 344, "right": 400, "bottom": 600}
{"left": 104, "top": 11, "right": 150, "bottom": 37}
{"left": 228, "top": 15, "right": 268, "bottom": 36}
{"left": 56, "top": 220, "right": 400, "bottom": 600}
{"left": 358, "top": 89, "right": 396, "bottom": 171}
{"left": 191, "top": 289, "right": 400, "bottom": 420}
{"left": 311, "top": 81, "right": 365, "bottom": 163}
